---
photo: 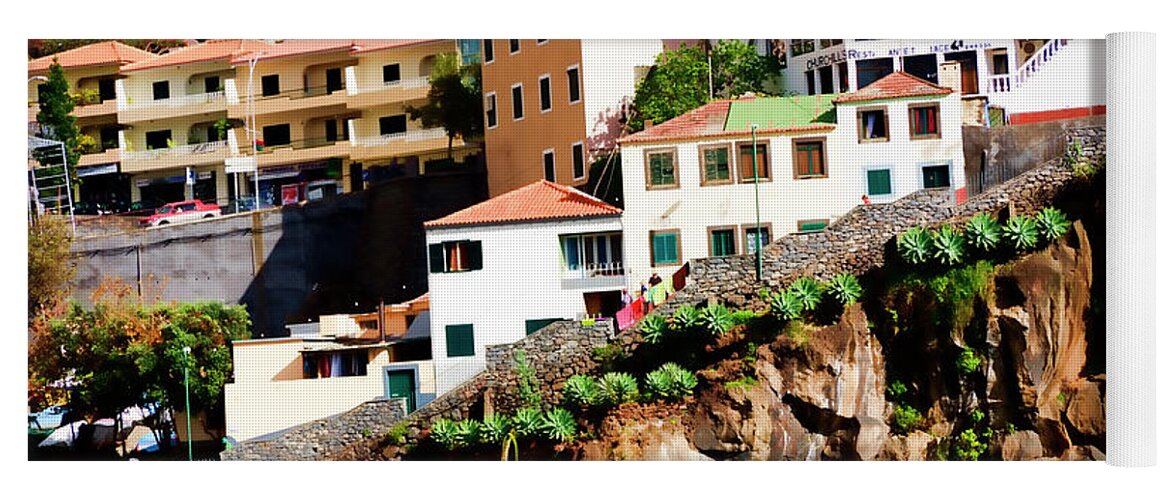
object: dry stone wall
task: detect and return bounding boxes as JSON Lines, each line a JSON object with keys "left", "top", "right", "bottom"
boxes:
{"left": 221, "top": 398, "right": 405, "bottom": 460}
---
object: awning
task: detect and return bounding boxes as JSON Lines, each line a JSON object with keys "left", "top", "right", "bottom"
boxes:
{"left": 77, "top": 163, "right": 118, "bottom": 177}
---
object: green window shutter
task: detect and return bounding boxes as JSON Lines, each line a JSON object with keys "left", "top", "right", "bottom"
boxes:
{"left": 711, "top": 230, "right": 734, "bottom": 256}
{"left": 799, "top": 221, "right": 828, "bottom": 233}
{"left": 653, "top": 233, "right": 678, "bottom": 264}
{"left": 867, "top": 169, "right": 892, "bottom": 196}
{"left": 466, "top": 240, "right": 483, "bottom": 270}
{"left": 428, "top": 243, "right": 445, "bottom": 273}
{"left": 525, "top": 318, "right": 560, "bottom": 336}
{"left": 445, "top": 324, "right": 475, "bottom": 357}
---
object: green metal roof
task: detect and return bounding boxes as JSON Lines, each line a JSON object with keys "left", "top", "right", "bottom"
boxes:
{"left": 723, "top": 95, "right": 839, "bottom": 132}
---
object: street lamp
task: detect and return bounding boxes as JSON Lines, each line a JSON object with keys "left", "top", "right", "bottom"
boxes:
{"left": 751, "top": 124, "right": 763, "bottom": 282}
{"left": 246, "top": 53, "right": 264, "bottom": 210}
{"left": 182, "top": 346, "right": 193, "bottom": 461}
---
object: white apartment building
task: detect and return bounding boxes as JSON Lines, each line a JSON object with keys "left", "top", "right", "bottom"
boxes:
{"left": 424, "top": 181, "right": 624, "bottom": 394}
{"left": 618, "top": 72, "right": 966, "bottom": 286}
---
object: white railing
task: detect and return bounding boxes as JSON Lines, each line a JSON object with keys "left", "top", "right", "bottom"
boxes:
{"left": 126, "top": 91, "right": 226, "bottom": 109}
{"left": 353, "top": 128, "right": 447, "bottom": 147}
{"left": 563, "top": 261, "right": 626, "bottom": 280}
{"left": 353, "top": 76, "right": 430, "bottom": 95}
{"left": 122, "top": 140, "right": 228, "bottom": 161}
{"left": 989, "top": 39, "right": 1069, "bottom": 93}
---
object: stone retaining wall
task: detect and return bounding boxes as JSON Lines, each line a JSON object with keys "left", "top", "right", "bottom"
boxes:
{"left": 222, "top": 398, "right": 405, "bottom": 460}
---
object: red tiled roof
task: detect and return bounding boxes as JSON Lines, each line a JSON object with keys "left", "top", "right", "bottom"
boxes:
{"left": 28, "top": 41, "right": 156, "bottom": 73}
{"left": 120, "top": 39, "right": 273, "bottom": 72}
{"left": 424, "top": 180, "right": 621, "bottom": 229}
{"left": 619, "top": 100, "right": 733, "bottom": 144}
{"left": 227, "top": 39, "right": 356, "bottom": 64}
{"left": 833, "top": 71, "right": 952, "bottom": 104}
{"left": 350, "top": 39, "right": 443, "bottom": 54}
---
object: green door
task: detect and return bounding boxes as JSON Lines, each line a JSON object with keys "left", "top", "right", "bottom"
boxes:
{"left": 386, "top": 370, "right": 416, "bottom": 413}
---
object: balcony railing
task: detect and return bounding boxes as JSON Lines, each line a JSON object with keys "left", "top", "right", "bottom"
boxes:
{"left": 122, "top": 140, "right": 228, "bottom": 161}
{"left": 352, "top": 76, "right": 429, "bottom": 95}
{"left": 563, "top": 261, "right": 626, "bottom": 280}
{"left": 353, "top": 128, "right": 446, "bottom": 147}
{"left": 243, "top": 137, "right": 347, "bottom": 155}
{"left": 126, "top": 91, "right": 225, "bottom": 109}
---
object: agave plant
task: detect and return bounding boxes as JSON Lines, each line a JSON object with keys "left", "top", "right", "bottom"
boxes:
{"left": 698, "top": 303, "right": 734, "bottom": 336}
{"left": 639, "top": 314, "right": 669, "bottom": 344}
{"left": 453, "top": 419, "right": 482, "bottom": 448}
{"left": 769, "top": 289, "right": 804, "bottom": 321}
{"left": 789, "top": 277, "right": 824, "bottom": 311}
{"left": 480, "top": 414, "right": 512, "bottom": 444}
{"left": 1003, "top": 215, "right": 1039, "bottom": 250}
{"left": 671, "top": 305, "right": 701, "bottom": 332}
{"left": 598, "top": 372, "right": 640, "bottom": 407}
{"left": 430, "top": 418, "right": 460, "bottom": 450}
{"left": 898, "top": 227, "right": 933, "bottom": 264}
{"left": 1035, "top": 207, "right": 1071, "bottom": 242}
{"left": 541, "top": 407, "right": 578, "bottom": 443}
{"left": 826, "top": 273, "right": 863, "bottom": 305}
{"left": 644, "top": 362, "right": 698, "bottom": 400}
{"left": 644, "top": 368, "right": 673, "bottom": 400}
{"left": 965, "top": 213, "right": 1001, "bottom": 252}
{"left": 511, "top": 407, "right": 544, "bottom": 439}
{"left": 931, "top": 225, "right": 967, "bottom": 266}
{"left": 563, "top": 374, "right": 600, "bottom": 408}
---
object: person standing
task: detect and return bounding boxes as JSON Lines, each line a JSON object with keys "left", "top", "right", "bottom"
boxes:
{"left": 621, "top": 288, "right": 634, "bottom": 308}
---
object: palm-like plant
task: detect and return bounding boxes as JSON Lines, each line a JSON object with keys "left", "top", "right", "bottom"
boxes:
{"left": 898, "top": 227, "right": 933, "bottom": 264}
{"left": 663, "top": 362, "right": 698, "bottom": 398}
{"left": 563, "top": 374, "right": 600, "bottom": 408}
{"left": 698, "top": 303, "right": 734, "bottom": 336}
{"left": 639, "top": 314, "right": 669, "bottom": 344}
{"left": 671, "top": 305, "right": 701, "bottom": 332}
{"left": 598, "top": 372, "right": 640, "bottom": 407}
{"left": 644, "top": 369, "right": 673, "bottom": 400}
{"left": 480, "top": 414, "right": 512, "bottom": 444}
{"left": 541, "top": 407, "right": 578, "bottom": 443}
{"left": 789, "top": 277, "right": 823, "bottom": 311}
{"left": 1004, "top": 215, "right": 1040, "bottom": 250}
{"left": 1035, "top": 207, "right": 1071, "bottom": 242}
{"left": 827, "top": 273, "right": 863, "bottom": 305}
{"left": 965, "top": 213, "right": 1001, "bottom": 252}
{"left": 932, "top": 225, "right": 967, "bottom": 266}
{"left": 511, "top": 408, "right": 544, "bottom": 439}
{"left": 769, "top": 290, "right": 804, "bottom": 321}
{"left": 430, "top": 418, "right": 460, "bottom": 450}
{"left": 453, "top": 419, "right": 482, "bottom": 448}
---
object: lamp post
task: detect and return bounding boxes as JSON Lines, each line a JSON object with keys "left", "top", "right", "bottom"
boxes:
{"left": 182, "top": 346, "right": 193, "bottom": 461}
{"left": 751, "top": 124, "right": 762, "bottom": 282}
{"left": 246, "top": 53, "right": 263, "bottom": 210}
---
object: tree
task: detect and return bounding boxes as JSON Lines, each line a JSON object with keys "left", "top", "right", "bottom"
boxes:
{"left": 629, "top": 43, "right": 710, "bottom": 132}
{"left": 710, "top": 40, "right": 774, "bottom": 99}
{"left": 28, "top": 214, "right": 74, "bottom": 319}
{"left": 405, "top": 53, "right": 483, "bottom": 161}
{"left": 34, "top": 61, "right": 81, "bottom": 186}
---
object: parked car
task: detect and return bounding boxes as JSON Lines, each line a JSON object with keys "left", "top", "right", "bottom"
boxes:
{"left": 138, "top": 200, "right": 221, "bottom": 227}
{"left": 222, "top": 196, "right": 272, "bottom": 215}
{"left": 28, "top": 405, "right": 68, "bottom": 430}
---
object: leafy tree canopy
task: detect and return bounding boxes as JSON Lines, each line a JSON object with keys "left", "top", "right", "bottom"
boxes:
{"left": 405, "top": 53, "right": 483, "bottom": 159}
{"left": 35, "top": 61, "right": 81, "bottom": 173}
{"left": 28, "top": 215, "right": 74, "bottom": 319}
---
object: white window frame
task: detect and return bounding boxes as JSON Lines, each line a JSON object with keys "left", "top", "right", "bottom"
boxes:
{"left": 571, "top": 141, "right": 586, "bottom": 181}
{"left": 511, "top": 83, "right": 524, "bottom": 122}
{"left": 485, "top": 91, "right": 498, "bottom": 130}
{"left": 566, "top": 64, "right": 582, "bottom": 105}
{"left": 543, "top": 148, "right": 556, "bottom": 182}
{"left": 509, "top": 39, "right": 521, "bottom": 54}
{"left": 538, "top": 74, "right": 552, "bottom": 113}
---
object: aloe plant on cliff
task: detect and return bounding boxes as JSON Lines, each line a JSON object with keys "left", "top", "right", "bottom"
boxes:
{"left": 769, "top": 290, "right": 804, "bottom": 321}
{"left": 480, "top": 414, "right": 512, "bottom": 444}
{"left": 563, "top": 374, "right": 601, "bottom": 409}
{"left": 645, "top": 362, "right": 699, "bottom": 400}
{"left": 511, "top": 408, "right": 544, "bottom": 439}
{"left": 827, "top": 273, "right": 863, "bottom": 306}
{"left": 1035, "top": 207, "right": 1072, "bottom": 242}
{"left": 671, "top": 305, "right": 701, "bottom": 332}
{"left": 932, "top": 225, "right": 967, "bottom": 266}
{"left": 964, "top": 213, "right": 1002, "bottom": 252}
{"left": 698, "top": 304, "right": 734, "bottom": 336}
{"left": 639, "top": 314, "right": 669, "bottom": 344}
{"left": 898, "top": 227, "right": 933, "bottom": 264}
{"left": 598, "top": 372, "right": 640, "bottom": 407}
{"left": 453, "top": 419, "right": 483, "bottom": 448}
{"left": 541, "top": 407, "right": 578, "bottom": 443}
{"left": 789, "top": 277, "right": 824, "bottom": 312}
{"left": 430, "top": 418, "right": 460, "bottom": 450}
{"left": 1003, "top": 215, "right": 1040, "bottom": 250}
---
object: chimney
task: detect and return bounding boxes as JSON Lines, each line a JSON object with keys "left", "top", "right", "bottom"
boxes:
{"left": 938, "top": 61, "right": 962, "bottom": 93}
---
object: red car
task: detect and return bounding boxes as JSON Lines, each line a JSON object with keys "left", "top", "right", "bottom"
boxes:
{"left": 138, "top": 200, "right": 222, "bottom": 227}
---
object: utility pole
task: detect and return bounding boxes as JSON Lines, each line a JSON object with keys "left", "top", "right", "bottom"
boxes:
{"left": 247, "top": 53, "right": 263, "bottom": 209}
{"left": 752, "top": 124, "right": 762, "bottom": 282}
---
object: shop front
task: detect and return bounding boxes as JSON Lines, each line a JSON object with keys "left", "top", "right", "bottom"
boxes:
{"left": 76, "top": 163, "right": 131, "bottom": 213}
{"left": 249, "top": 158, "right": 344, "bottom": 207}
{"left": 133, "top": 168, "right": 218, "bottom": 209}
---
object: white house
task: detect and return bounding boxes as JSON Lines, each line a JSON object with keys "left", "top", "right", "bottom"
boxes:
{"left": 424, "top": 180, "right": 625, "bottom": 395}
{"left": 618, "top": 72, "right": 966, "bottom": 286}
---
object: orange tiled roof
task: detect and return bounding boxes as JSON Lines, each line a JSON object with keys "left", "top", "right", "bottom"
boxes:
{"left": 425, "top": 181, "right": 621, "bottom": 229}
{"left": 28, "top": 41, "right": 156, "bottom": 73}
{"left": 619, "top": 100, "right": 734, "bottom": 144}
{"left": 833, "top": 71, "right": 953, "bottom": 104}
{"left": 350, "top": 39, "right": 443, "bottom": 54}
{"left": 227, "top": 39, "right": 356, "bottom": 64}
{"left": 119, "top": 39, "right": 272, "bottom": 72}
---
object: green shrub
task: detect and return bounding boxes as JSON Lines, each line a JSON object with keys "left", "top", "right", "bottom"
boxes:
{"left": 563, "top": 374, "right": 600, "bottom": 408}
{"left": 645, "top": 362, "right": 698, "bottom": 400}
{"left": 541, "top": 408, "right": 577, "bottom": 443}
{"left": 1003, "top": 215, "right": 1039, "bottom": 251}
{"left": 513, "top": 349, "right": 542, "bottom": 409}
{"left": 480, "top": 414, "right": 511, "bottom": 444}
{"left": 598, "top": 372, "right": 640, "bottom": 406}
{"left": 769, "top": 290, "right": 804, "bottom": 321}
{"left": 454, "top": 419, "right": 482, "bottom": 448}
{"left": 1062, "top": 139, "right": 1097, "bottom": 178}
{"left": 931, "top": 225, "right": 967, "bottom": 266}
{"left": 639, "top": 314, "right": 669, "bottom": 344}
{"left": 430, "top": 418, "right": 460, "bottom": 450}
{"left": 671, "top": 305, "right": 701, "bottom": 331}
{"left": 956, "top": 347, "right": 982, "bottom": 376}
{"left": 951, "top": 428, "right": 988, "bottom": 461}
{"left": 886, "top": 380, "right": 908, "bottom": 400}
{"left": 965, "top": 213, "right": 1001, "bottom": 252}
{"left": 891, "top": 404, "right": 923, "bottom": 434}
{"left": 698, "top": 304, "right": 734, "bottom": 336}
{"left": 969, "top": 409, "right": 985, "bottom": 425}
{"left": 591, "top": 342, "right": 625, "bottom": 372}
{"left": 386, "top": 421, "right": 410, "bottom": 445}
{"left": 790, "top": 277, "right": 823, "bottom": 312}
{"left": 729, "top": 309, "right": 758, "bottom": 326}
{"left": 826, "top": 273, "right": 863, "bottom": 305}
{"left": 1035, "top": 207, "right": 1071, "bottom": 242}
{"left": 511, "top": 408, "right": 544, "bottom": 439}
{"left": 898, "top": 227, "right": 933, "bottom": 264}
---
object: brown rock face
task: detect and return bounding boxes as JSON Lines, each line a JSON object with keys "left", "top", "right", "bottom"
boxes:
{"left": 1001, "top": 431, "right": 1045, "bottom": 461}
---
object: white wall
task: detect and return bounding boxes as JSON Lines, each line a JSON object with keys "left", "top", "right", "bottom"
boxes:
{"left": 580, "top": 39, "right": 662, "bottom": 156}
{"left": 619, "top": 94, "right": 964, "bottom": 286}
{"left": 987, "top": 39, "right": 1105, "bottom": 116}
{"left": 427, "top": 216, "right": 623, "bottom": 394}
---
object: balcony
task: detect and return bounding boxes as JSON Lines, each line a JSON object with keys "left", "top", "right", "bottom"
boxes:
{"left": 120, "top": 140, "right": 228, "bottom": 173}
{"left": 227, "top": 82, "right": 349, "bottom": 119}
{"left": 349, "top": 127, "right": 452, "bottom": 161}
{"left": 77, "top": 148, "right": 121, "bottom": 168}
{"left": 232, "top": 131, "right": 351, "bottom": 168}
{"left": 118, "top": 91, "right": 227, "bottom": 123}
{"left": 561, "top": 262, "right": 626, "bottom": 290}
{"left": 346, "top": 76, "right": 430, "bottom": 109}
